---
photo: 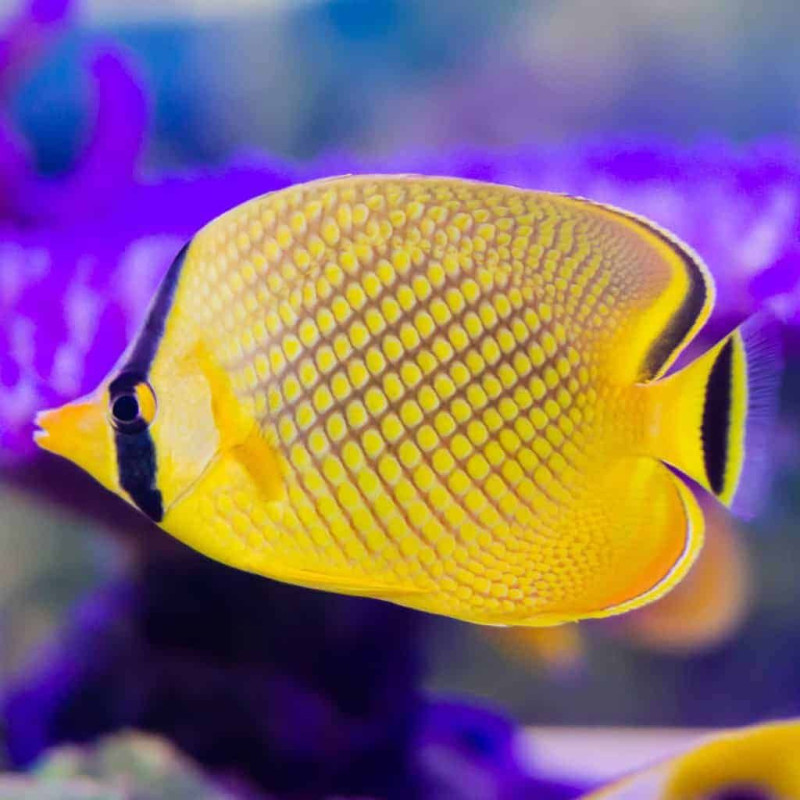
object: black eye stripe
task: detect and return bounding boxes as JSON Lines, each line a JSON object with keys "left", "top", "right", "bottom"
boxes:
{"left": 109, "top": 370, "right": 148, "bottom": 396}
{"left": 108, "top": 241, "right": 190, "bottom": 523}
{"left": 111, "top": 379, "right": 161, "bottom": 516}
{"left": 108, "top": 242, "right": 191, "bottom": 522}
{"left": 116, "top": 432, "right": 164, "bottom": 523}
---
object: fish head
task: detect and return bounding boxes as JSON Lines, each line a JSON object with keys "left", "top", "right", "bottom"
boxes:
{"left": 34, "top": 348, "right": 222, "bottom": 524}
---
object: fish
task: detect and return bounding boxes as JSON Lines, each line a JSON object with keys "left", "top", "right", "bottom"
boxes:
{"left": 583, "top": 719, "right": 800, "bottom": 799}
{"left": 33, "top": 175, "right": 782, "bottom": 626}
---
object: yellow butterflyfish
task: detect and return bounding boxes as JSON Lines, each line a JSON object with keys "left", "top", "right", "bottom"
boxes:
{"left": 34, "top": 176, "right": 781, "bottom": 626}
{"left": 584, "top": 719, "right": 800, "bottom": 799}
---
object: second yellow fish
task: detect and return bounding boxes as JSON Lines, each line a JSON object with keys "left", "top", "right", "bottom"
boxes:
{"left": 34, "top": 175, "right": 780, "bottom": 625}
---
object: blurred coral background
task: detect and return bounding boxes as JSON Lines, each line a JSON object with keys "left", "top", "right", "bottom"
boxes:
{"left": 1, "top": 0, "right": 800, "bottom": 796}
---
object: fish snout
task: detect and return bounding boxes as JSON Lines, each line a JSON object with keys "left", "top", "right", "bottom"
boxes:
{"left": 34, "top": 399, "right": 99, "bottom": 456}
{"left": 32, "top": 395, "right": 118, "bottom": 491}
{"left": 33, "top": 407, "right": 60, "bottom": 450}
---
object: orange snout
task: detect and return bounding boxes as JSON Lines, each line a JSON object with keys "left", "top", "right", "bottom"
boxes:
{"left": 34, "top": 393, "right": 118, "bottom": 492}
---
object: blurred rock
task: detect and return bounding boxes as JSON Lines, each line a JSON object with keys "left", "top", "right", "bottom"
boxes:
{"left": 0, "top": 731, "right": 245, "bottom": 799}
{"left": 2, "top": 552, "right": 587, "bottom": 799}
{"left": 3, "top": 553, "right": 422, "bottom": 798}
{"left": 0, "top": 777, "right": 119, "bottom": 800}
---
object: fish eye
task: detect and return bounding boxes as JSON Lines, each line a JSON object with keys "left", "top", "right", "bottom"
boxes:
{"left": 109, "top": 376, "right": 157, "bottom": 434}
{"left": 112, "top": 394, "right": 139, "bottom": 423}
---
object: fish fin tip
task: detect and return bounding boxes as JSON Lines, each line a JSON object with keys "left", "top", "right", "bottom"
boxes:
{"left": 726, "top": 312, "right": 784, "bottom": 519}
{"left": 596, "top": 469, "right": 705, "bottom": 618}
{"left": 515, "top": 461, "right": 705, "bottom": 625}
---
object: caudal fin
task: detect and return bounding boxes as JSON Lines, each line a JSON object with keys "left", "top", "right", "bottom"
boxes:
{"left": 726, "top": 314, "right": 783, "bottom": 516}
{"left": 644, "top": 313, "right": 782, "bottom": 518}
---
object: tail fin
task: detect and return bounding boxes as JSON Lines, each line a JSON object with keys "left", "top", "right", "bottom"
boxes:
{"left": 643, "top": 313, "right": 782, "bottom": 518}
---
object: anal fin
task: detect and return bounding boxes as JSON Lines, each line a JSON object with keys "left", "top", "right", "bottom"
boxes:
{"left": 522, "top": 458, "right": 705, "bottom": 624}
{"left": 593, "top": 463, "right": 705, "bottom": 618}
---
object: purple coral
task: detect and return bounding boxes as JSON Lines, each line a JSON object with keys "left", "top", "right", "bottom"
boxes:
{"left": 0, "top": 1, "right": 296, "bottom": 462}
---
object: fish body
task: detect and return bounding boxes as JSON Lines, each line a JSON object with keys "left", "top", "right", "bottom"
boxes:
{"left": 34, "top": 176, "right": 780, "bottom": 625}
{"left": 584, "top": 719, "right": 800, "bottom": 799}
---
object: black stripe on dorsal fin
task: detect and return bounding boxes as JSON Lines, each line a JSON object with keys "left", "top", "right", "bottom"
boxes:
{"left": 641, "top": 226, "right": 710, "bottom": 381}
{"left": 579, "top": 198, "right": 714, "bottom": 382}
{"left": 118, "top": 239, "right": 191, "bottom": 377}
{"left": 573, "top": 197, "right": 712, "bottom": 382}
{"left": 702, "top": 337, "right": 733, "bottom": 496}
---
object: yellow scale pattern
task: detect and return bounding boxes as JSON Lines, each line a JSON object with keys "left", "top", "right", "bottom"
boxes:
{"left": 184, "top": 177, "right": 655, "bottom": 620}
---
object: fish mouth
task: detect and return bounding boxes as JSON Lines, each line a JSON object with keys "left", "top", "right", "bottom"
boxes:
{"left": 31, "top": 394, "right": 122, "bottom": 498}
{"left": 31, "top": 396, "right": 105, "bottom": 461}
{"left": 32, "top": 408, "right": 57, "bottom": 450}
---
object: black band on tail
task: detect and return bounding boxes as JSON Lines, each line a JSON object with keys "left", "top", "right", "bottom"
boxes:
{"left": 702, "top": 338, "right": 733, "bottom": 496}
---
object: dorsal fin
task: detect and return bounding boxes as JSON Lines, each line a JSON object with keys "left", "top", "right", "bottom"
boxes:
{"left": 573, "top": 198, "right": 715, "bottom": 381}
